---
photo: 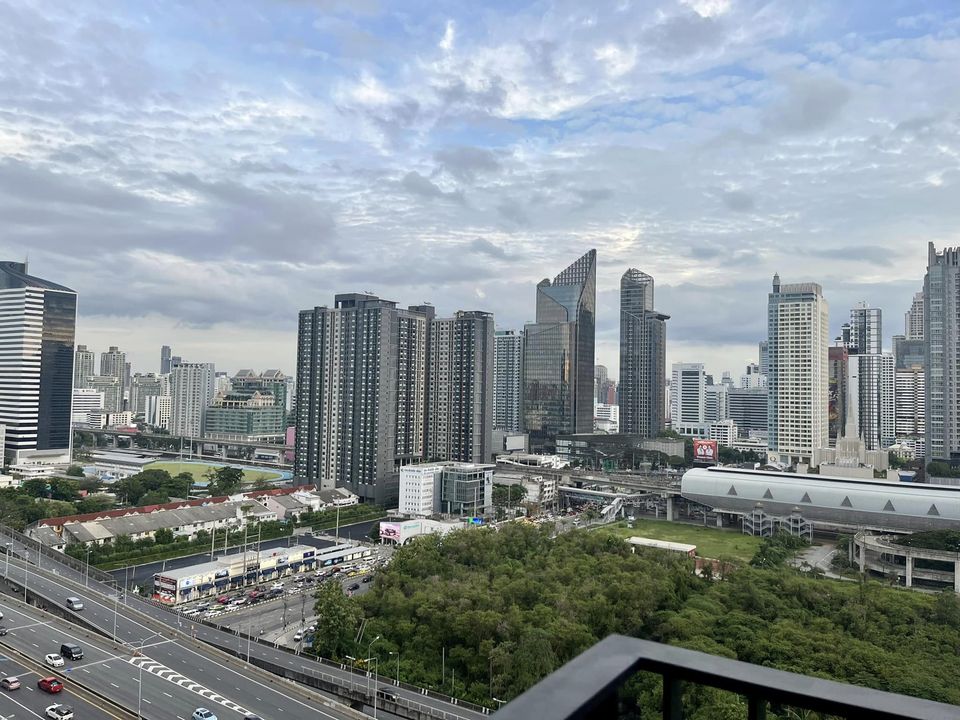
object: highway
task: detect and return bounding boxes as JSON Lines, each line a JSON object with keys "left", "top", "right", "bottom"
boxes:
{"left": 0, "top": 530, "right": 488, "bottom": 720}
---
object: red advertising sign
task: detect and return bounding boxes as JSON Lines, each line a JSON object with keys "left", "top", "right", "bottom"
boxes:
{"left": 693, "top": 439, "right": 718, "bottom": 464}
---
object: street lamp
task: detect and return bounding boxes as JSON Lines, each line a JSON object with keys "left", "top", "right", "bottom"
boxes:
{"left": 84, "top": 547, "right": 92, "bottom": 588}
{"left": 388, "top": 650, "right": 400, "bottom": 685}
{"left": 4, "top": 543, "right": 11, "bottom": 578}
{"left": 366, "top": 635, "right": 381, "bottom": 716}
{"left": 22, "top": 550, "right": 28, "bottom": 603}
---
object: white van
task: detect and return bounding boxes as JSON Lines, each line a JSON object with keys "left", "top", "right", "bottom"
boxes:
{"left": 66, "top": 597, "right": 84, "bottom": 611}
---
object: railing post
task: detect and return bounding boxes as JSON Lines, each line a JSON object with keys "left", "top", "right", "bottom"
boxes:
{"left": 747, "top": 696, "right": 767, "bottom": 720}
{"left": 662, "top": 675, "right": 682, "bottom": 720}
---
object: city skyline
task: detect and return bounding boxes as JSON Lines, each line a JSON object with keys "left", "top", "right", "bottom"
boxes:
{"left": 4, "top": 2, "right": 955, "bottom": 378}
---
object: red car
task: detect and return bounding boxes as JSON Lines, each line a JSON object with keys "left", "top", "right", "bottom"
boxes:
{"left": 38, "top": 677, "right": 64, "bottom": 694}
{"left": 216, "top": 595, "right": 230, "bottom": 604}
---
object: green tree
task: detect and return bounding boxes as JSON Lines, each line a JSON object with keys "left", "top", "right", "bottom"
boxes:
{"left": 153, "top": 528, "right": 175, "bottom": 545}
{"left": 65, "top": 465, "right": 85, "bottom": 477}
{"left": 75, "top": 494, "right": 114, "bottom": 514}
{"left": 21, "top": 478, "right": 50, "bottom": 498}
{"left": 114, "top": 476, "right": 145, "bottom": 505}
{"left": 207, "top": 466, "right": 244, "bottom": 496}
{"left": 312, "top": 581, "right": 361, "bottom": 660}
{"left": 140, "top": 491, "right": 171, "bottom": 506}
{"left": 49, "top": 478, "right": 80, "bottom": 502}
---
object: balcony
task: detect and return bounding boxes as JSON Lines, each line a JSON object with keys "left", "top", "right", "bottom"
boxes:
{"left": 493, "top": 635, "right": 957, "bottom": 720}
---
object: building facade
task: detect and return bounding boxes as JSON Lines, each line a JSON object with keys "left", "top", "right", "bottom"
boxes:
{"left": 145, "top": 395, "right": 171, "bottom": 430}
{"left": 74, "top": 345, "right": 94, "bottom": 390}
{"left": 295, "top": 294, "right": 427, "bottom": 505}
{"left": 728, "top": 387, "right": 768, "bottom": 438}
{"left": 906, "top": 291, "right": 924, "bottom": 341}
{"left": 848, "top": 302, "right": 882, "bottom": 355}
{"left": 523, "top": 250, "right": 596, "bottom": 450}
{"left": 493, "top": 330, "right": 524, "bottom": 433}
{"left": 670, "top": 363, "right": 706, "bottom": 433}
{"left": 160, "top": 345, "right": 172, "bottom": 375}
{"left": 619, "top": 268, "right": 669, "bottom": 437}
{"left": 440, "top": 463, "right": 494, "bottom": 516}
{"left": 828, "top": 346, "right": 849, "bottom": 446}
{"left": 399, "top": 463, "right": 444, "bottom": 516}
{"left": 895, "top": 364, "right": 925, "bottom": 458}
{"left": 427, "top": 311, "right": 494, "bottom": 464}
{"left": 849, "top": 353, "right": 895, "bottom": 451}
{"left": 71, "top": 388, "right": 104, "bottom": 427}
{"left": 924, "top": 244, "right": 960, "bottom": 465}
{"left": 130, "top": 373, "right": 166, "bottom": 415}
{"left": 169, "top": 362, "right": 216, "bottom": 438}
{"left": 767, "top": 274, "right": 829, "bottom": 465}
{"left": 0, "top": 262, "right": 77, "bottom": 465}
{"left": 204, "top": 392, "right": 286, "bottom": 443}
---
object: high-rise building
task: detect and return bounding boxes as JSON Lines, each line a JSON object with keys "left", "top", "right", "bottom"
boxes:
{"left": 740, "top": 363, "right": 766, "bottom": 389}
{"left": 767, "top": 274, "right": 829, "bottom": 465}
{"left": 893, "top": 336, "right": 924, "bottom": 370}
{"left": 906, "top": 291, "right": 924, "bottom": 341}
{"left": 87, "top": 375, "right": 123, "bottom": 413}
{"left": 100, "top": 346, "right": 126, "bottom": 384}
{"left": 169, "top": 362, "right": 215, "bottom": 438}
{"left": 295, "top": 293, "right": 427, "bottom": 504}
{"left": 619, "top": 268, "right": 669, "bottom": 437}
{"left": 704, "top": 383, "right": 729, "bottom": 423}
{"left": 523, "top": 250, "right": 596, "bottom": 450}
{"left": 728, "top": 387, "right": 768, "bottom": 437}
{"left": 924, "top": 244, "right": 960, "bottom": 465}
{"left": 71, "top": 388, "right": 103, "bottom": 427}
{"left": 74, "top": 345, "right": 95, "bottom": 390}
{"left": 0, "top": 262, "right": 77, "bottom": 465}
{"left": 594, "top": 365, "right": 608, "bottom": 403}
{"left": 848, "top": 302, "right": 882, "bottom": 354}
{"left": 849, "top": 353, "right": 895, "bottom": 451}
{"left": 145, "top": 395, "right": 171, "bottom": 430}
{"left": 170, "top": 355, "right": 182, "bottom": 368}
{"left": 231, "top": 370, "right": 290, "bottom": 412}
{"left": 895, "top": 364, "right": 925, "bottom": 457}
{"left": 160, "top": 345, "right": 172, "bottom": 375}
{"left": 408, "top": 303, "right": 437, "bottom": 449}
{"left": 758, "top": 341, "right": 769, "bottom": 376}
{"left": 427, "top": 311, "right": 494, "bottom": 464}
{"left": 670, "top": 363, "right": 706, "bottom": 432}
{"left": 204, "top": 391, "right": 286, "bottom": 443}
{"left": 493, "top": 330, "right": 524, "bottom": 433}
{"left": 828, "top": 346, "right": 849, "bottom": 446}
{"left": 398, "top": 463, "right": 444, "bottom": 516}
{"left": 130, "top": 373, "right": 166, "bottom": 415}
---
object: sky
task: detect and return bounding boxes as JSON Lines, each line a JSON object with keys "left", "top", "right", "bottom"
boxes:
{"left": 3, "top": 0, "right": 959, "bottom": 381}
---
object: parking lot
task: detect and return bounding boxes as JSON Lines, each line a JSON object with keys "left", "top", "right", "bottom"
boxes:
{"left": 171, "top": 546, "right": 391, "bottom": 651}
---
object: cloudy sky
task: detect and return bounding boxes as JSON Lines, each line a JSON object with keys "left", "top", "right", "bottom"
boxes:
{"left": 3, "top": 0, "right": 958, "bottom": 380}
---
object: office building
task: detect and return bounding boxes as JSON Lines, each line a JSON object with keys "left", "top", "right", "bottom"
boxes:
{"left": 145, "top": 395, "right": 171, "bottom": 430}
{"left": 594, "top": 403, "right": 620, "bottom": 433}
{"left": 99, "top": 346, "right": 126, "bottom": 395}
{"left": 427, "top": 311, "right": 494, "bottom": 464}
{"left": 170, "top": 355, "right": 182, "bottom": 368}
{"left": 767, "top": 274, "right": 829, "bottom": 465}
{"left": 523, "top": 250, "right": 596, "bottom": 450}
{"left": 740, "top": 363, "right": 766, "bottom": 389}
{"left": 295, "top": 293, "right": 427, "bottom": 505}
{"left": 828, "top": 346, "right": 849, "bottom": 446}
{"left": 493, "top": 330, "right": 524, "bottom": 433}
{"left": 758, "top": 341, "right": 769, "bottom": 376}
{"left": 204, "top": 391, "right": 286, "bottom": 443}
{"left": 160, "top": 345, "right": 172, "bottom": 375}
{"left": 893, "top": 336, "right": 924, "bottom": 370}
{"left": 72, "top": 388, "right": 104, "bottom": 426}
{"left": 848, "top": 302, "right": 882, "bottom": 355}
{"left": 924, "top": 244, "right": 960, "bottom": 464}
{"left": 906, "top": 291, "right": 924, "bottom": 341}
{"left": 0, "top": 262, "right": 77, "bottom": 465}
{"left": 709, "top": 419, "right": 738, "bottom": 447}
{"left": 705, "top": 383, "right": 729, "bottom": 423}
{"left": 74, "top": 345, "right": 95, "bottom": 390}
{"left": 619, "top": 268, "right": 669, "bottom": 437}
{"left": 87, "top": 375, "right": 122, "bottom": 414}
{"left": 849, "top": 353, "right": 895, "bottom": 451}
{"left": 170, "top": 362, "right": 216, "bottom": 438}
{"left": 399, "top": 463, "right": 444, "bottom": 517}
{"left": 670, "top": 363, "right": 706, "bottom": 435}
{"left": 728, "top": 387, "right": 768, "bottom": 437}
{"left": 440, "top": 463, "right": 494, "bottom": 516}
{"left": 595, "top": 365, "right": 608, "bottom": 403}
{"left": 130, "top": 373, "right": 166, "bottom": 415}
{"left": 231, "top": 369, "right": 290, "bottom": 414}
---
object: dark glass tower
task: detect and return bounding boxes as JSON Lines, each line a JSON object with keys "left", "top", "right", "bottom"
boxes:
{"left": 523, "top": 250, "right": 596, "bottom": 450}
{"left": 0, "top": 262, "right": 77, "bottom": 464}
{"left": 619, "top": 269, "right": 669, "bottom": 437}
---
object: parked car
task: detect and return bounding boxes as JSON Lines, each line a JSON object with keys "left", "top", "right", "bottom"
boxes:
{"left": 65, "top": 597, "right": 83, "bottom": 611}
{"left": 232, "top": 597, "right": 246, "bottom": 606}
{"left": 347, "top": 583, "right": 360, "bottom": 592}
{"left": 38, "top": 677, "right": 64, "bottom": 694}
{"left": 216, "top": 595, "right": 231, "bottom": 604}
{"left": 270, "top": 583, "right": 283, "bottom": 592}
{"left": 44, "top": 654, "right": 65, "bottom": 668}
{"left": 192, "top": 708, "right": 218, "bottom": 720}
{"left": 1, "top": 676, "right": 20, "bottom": 690}
{"left": 45, "top": 705, "right": 73, "bottom": 720}
{"left": 196, "top": 602, "right": 211, "bottom": 610}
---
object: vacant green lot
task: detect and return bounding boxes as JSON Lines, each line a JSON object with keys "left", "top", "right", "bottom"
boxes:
{"left": 147, "top": 461, "right": 283, "bottom": 485}
{"left": 598, "top": 518, "right": 762, "bottom": 562}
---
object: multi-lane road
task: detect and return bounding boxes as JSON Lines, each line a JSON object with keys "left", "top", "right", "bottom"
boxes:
{"left": 0, "top": 529, "right": 488, "bottom": 720}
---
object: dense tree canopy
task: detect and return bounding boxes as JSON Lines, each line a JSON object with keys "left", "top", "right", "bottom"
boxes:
{"left": 343, "top": 524, "right": 960, "bottom": 715}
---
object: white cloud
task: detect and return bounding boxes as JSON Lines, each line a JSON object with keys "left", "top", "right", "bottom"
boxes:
{"left": 439, "top": 19, "right": 456, "bottom": 52}
{"left": 682, "top": 0, "right": 732, "bottom": 18}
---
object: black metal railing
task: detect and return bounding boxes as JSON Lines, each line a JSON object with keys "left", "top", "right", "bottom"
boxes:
{"left": 493, "top": 635, "right": 959, "bottom": 720}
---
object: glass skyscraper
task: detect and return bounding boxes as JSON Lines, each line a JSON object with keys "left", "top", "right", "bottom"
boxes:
{"left": 522, "top": 250, "right": 596, "bottom": 450}
{"left": 924, "top": 243, "right": 960, "bottom": 464}
{"left": 619, "top": 269, "right": 669, "bottom": 437}
{"left": 0, "top": 261, "right": 77, "bottom": 465}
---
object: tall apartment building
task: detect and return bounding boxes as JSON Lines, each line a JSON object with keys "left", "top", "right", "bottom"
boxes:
{"left": 130, "top": 373, "right": 166, "bottom": 415}
{"left": 145, "top": 395, "right": 171, "bottom": 430}
{"left": 295, "top": 294, "right": 427, "bottom": 505}
{"left": 523, "top": 250, "right": 596, "bottom": 450}
{"left": 493, "top": 330, "right": 524, "bottom": 433}
{"left": 767, "top": 274, "right": 829, "bottom": 465}
{"left": 100, "top": 346, "right": 126, "bottom": 389}
{"left": 619, "top": 268, "right": 669, "bottom": 437}
{"left": 924, "top": 244, "right": 960, "bottom": 464}
{"left": 848, "top": 302, "right": 882, "bottom": 354}
{"left": 670, "top": 363, "right": 706, "bottom": 433}
{"left": 169, "top": 362, "right": 216, "bottom": 438}
{"left": 0, "top": 262, "right": 77, "bottom": 465}
{"left": 905, "top": 291, "right": 924, "bottom": 341}
{"left": 160, "top": 345, "right": 172, "bottom": 375}
{"left": 758, "top": 340, "right": 769, "bottom": 376}
{"left": 74, "top": 345, "right": 95, "bottom": 390}
{"left": 849, "top": 353, "right": 895, "bottom": 451}
{"left": 426, "top": 311, "right": 494, "bottom": 464}
{"left": 87, "top": 375, "right": 122, "bottom": 413}
{"left": 705, "top": 383, "right": 729, "bottom": 423}
{"left": 895, "top": 365, "right": 925, "bottom": 456}
{"left": 740, "top": 363, "right": 766, "bottom": 389}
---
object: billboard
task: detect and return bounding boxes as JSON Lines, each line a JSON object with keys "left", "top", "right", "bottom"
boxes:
{"left": 693, "top": 439, "right": 718, "bottom": 464}
{"left": 380, "top": 523, "right": 401, "bottom": 541}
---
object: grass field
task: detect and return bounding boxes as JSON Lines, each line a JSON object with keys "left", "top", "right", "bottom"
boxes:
{"left": 599, "top": 518, "right": 762, "bottom": 562}
{"left": 147, "top": 461, "right": 283, "bottom": 485}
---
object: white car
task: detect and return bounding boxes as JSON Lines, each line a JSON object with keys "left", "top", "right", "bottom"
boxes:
{"left": 293, "top": 631, "right": 303, "bottom": 642}
{"left": 192, "top": 709, "right": 218, "bottom": 720}
{"left": 270, "top": 583, "right": 283, "bottom": 592}
{"left": 46, "top": 705, "right": 74, "bottom": 720}
{"left": 44, "top": 654, "right": 65, "bottom": 668}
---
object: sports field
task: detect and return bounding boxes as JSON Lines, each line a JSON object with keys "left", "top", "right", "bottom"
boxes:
{"left": 148, "top": 461, "right": 283, "bottom": 485}
{"left": 600, "top": 518, "right": 762, "bottom": 562}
